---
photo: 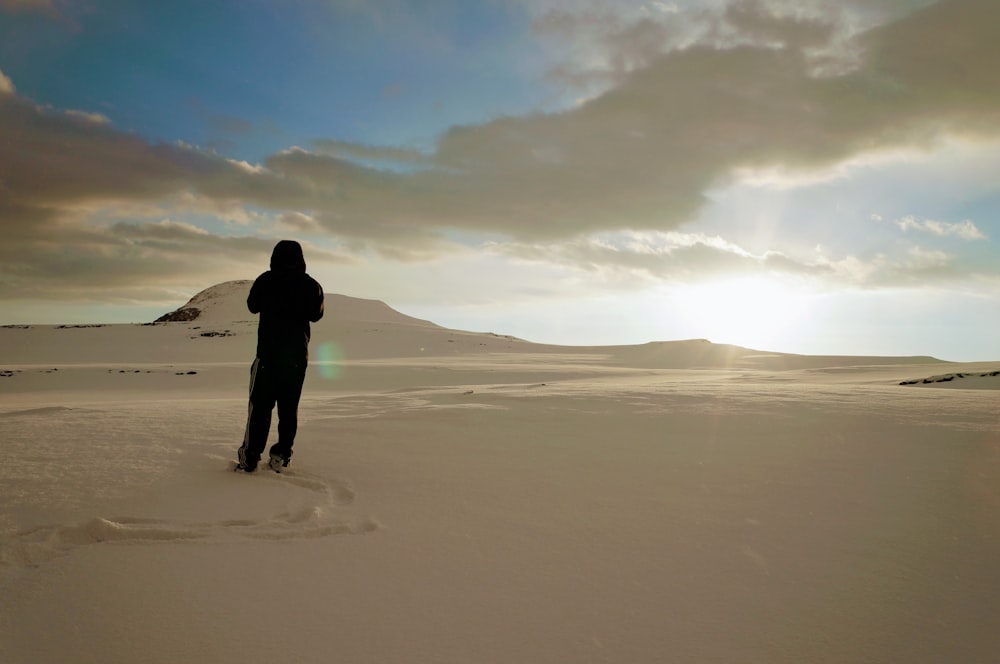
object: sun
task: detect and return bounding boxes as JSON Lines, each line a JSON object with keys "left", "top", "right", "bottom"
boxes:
{"left": 671, "top": 275, "right": 813, "bottom": 351}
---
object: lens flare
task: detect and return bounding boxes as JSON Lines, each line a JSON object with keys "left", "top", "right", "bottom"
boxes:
{"left": 314, "top": 341, "right": 343, "bottom": 381}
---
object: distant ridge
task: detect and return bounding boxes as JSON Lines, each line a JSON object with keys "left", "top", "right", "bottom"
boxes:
{"left": 603, "top": 339, "right": 945, "bottom": 370}
{"left": 147, "top": 281, "right": 949, "bottom": 368}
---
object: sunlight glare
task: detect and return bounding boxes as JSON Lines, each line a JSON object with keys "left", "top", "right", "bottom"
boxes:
{"left": 671, "top": 275, "right": 813, "bottom": 351}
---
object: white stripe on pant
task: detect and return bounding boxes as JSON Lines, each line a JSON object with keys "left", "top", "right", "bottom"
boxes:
{"left": 237, "top": 357, "right": 262, "bottom": 467}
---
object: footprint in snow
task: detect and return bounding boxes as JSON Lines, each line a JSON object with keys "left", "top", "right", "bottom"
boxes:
{"left": 0, "top": 463, "right": 377, "bottom": 573}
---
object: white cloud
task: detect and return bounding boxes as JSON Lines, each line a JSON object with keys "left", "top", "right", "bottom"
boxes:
{"left": 527, "top": 0, "right": 907, "bottom": 93}
{"left": 490, "top": 231, "right": 832, "bottom": 288}
{"left": 905, "top": 245, "right": 952, "bottom": 267}
{"left": 0, "top": 68, "right": 14, "bottom": 95}
{"left": 312, "top": 139, "right": 428, "bottom": 165}
{"left": 278, "top": 211, "right": 322, "bottom": 233}
{"left": 224, "top": 158, "right": 264, "bottom": 175}
{"left": 894, "top": 216, "right": 986, "bottom": 240}
{"left": 63, "top": 109, "right": 111, "bottom": 125}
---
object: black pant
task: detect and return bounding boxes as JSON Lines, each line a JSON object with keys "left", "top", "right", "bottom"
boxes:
{"left": 238, "top": 356, "right": 307, "bottom": 469}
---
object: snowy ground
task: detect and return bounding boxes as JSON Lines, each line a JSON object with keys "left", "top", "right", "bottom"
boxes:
{"left": 2, "top": 287, "right": 999, "bottom": 663}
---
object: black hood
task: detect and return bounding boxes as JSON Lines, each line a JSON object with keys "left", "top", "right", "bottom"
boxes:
{"left": 270, "top": 240, "right": 306, "bottom": 272}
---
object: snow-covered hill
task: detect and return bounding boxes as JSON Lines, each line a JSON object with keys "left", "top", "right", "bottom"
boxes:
{"left": 155, "top": 280, "right": 440, "bottom": 327}
{"left": 154, "top": 280, "right": 256, "bottom": 323}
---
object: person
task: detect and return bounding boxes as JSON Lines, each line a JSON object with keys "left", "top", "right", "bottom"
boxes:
{"left": 235, "top": 240, "right": 324, "bottom": 473}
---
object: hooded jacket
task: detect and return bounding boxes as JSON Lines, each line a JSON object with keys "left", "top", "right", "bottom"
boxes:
{"left": 247, "top": 240, "right": 325, "bottom": 363}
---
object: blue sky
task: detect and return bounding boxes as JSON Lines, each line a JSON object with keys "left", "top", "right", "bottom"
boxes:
{"left": 1, "top": 0, "right": 548, "bottom": 156}
{"left": 2, "top": 0, "right": 1000, "bottom": 361}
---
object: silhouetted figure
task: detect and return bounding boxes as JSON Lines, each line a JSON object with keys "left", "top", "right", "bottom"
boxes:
{"left": 236, "top": 240, "right": 324, "bottom": 472}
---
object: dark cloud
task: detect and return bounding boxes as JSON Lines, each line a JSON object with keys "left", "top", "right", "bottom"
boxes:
{"left": 1, "top": 94, "right": 247, "bottom": 207}
{"left": 0, "top": 216, "right": 351, "bottom": 301}
{"left": 0, "top": 88, "right": 347, "bottom": 299}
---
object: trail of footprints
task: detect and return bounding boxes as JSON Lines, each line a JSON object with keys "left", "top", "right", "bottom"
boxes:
{"left": 0, "top": 463, "right": 378, "bottom": 571}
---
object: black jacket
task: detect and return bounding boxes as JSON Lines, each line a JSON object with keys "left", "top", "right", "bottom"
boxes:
{"left": 248, "top": 240, "right": 325, "bottom": 363}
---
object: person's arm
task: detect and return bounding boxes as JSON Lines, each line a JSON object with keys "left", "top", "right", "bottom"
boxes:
{"left": 310, "top": 282, "right": 325, "bottom": 322}
{"left": 247, "top": 275, "right": 266, "bottom": 314}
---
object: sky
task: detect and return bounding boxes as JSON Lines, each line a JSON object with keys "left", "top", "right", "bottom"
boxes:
{"left": 2, "top": 0, "right": 1000, "bottom": 361}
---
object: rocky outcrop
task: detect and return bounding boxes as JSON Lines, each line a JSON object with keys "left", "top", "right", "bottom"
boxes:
{"left": 154, "top": 307, "right": 201, "bottom": 323}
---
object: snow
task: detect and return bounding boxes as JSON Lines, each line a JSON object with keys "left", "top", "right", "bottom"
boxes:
{"left": 2, "top": 284, "right": 999, "bottom": 663}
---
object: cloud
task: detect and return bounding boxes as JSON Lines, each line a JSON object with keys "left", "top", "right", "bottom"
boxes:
{"left": 528, "top": 0, "right": 897, "bottom": 91}
{"left": 0, "top": 92, "right": 349, "bottom": 299}
{"left": 871, "top": 245, "right": 959, "bottom": 285}
{"left": 485, "top": 224, "right": 998, "bottom": 294}
{"left": 278, "top": 211, "right": 322, "bottom": 233}
{"left": 0, "top": 68, "right": 14, "bottom": 95}
{"left": 0, "top": 214, "right": 352, "bottom": 303}
{"left": 63, "top": 109, "right": 111, "bottom": 125}
{"left": 312, "top": 139, "right": 429, "bottom": 165}
{"left": 893, "top": 216, "right": 986, "bottom": 240}
{"left": 0, "top": 92, "right": 322, "bottom": 216}
{"left": 490, "top": 231, "right": 836, "bottom": 288}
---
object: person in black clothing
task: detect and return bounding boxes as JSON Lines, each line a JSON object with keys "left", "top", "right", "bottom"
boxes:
{"left": 236, "top": 240, "right": 324, "bottom": 472}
